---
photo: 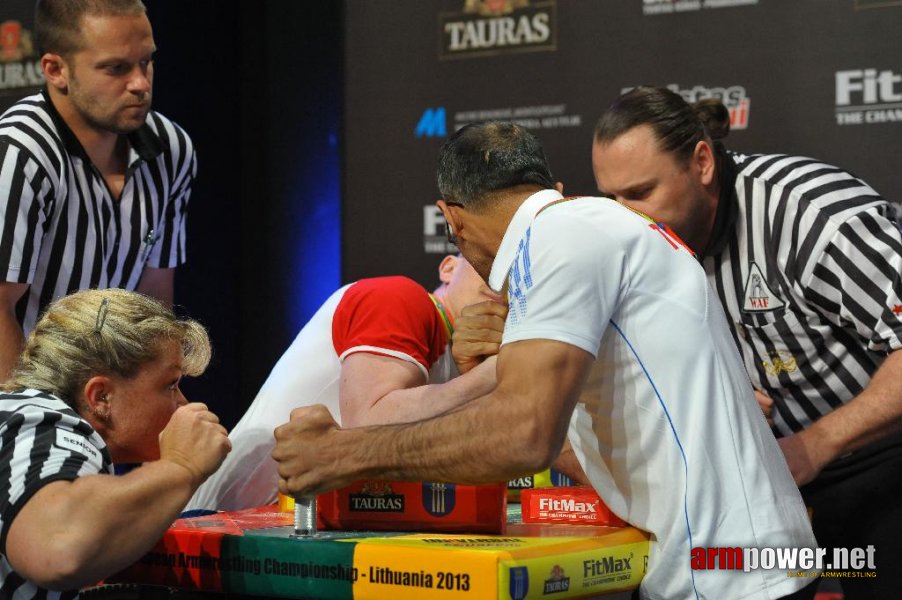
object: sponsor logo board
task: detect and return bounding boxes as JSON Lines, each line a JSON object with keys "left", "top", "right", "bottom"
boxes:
{"left": 0, "top": 20, "right": 43, "bottom": 96}
{"left": 439, "top": 0, "right": 557, "bottom": 59}
{"left": 835, "top": 68, "right": 902, "bottom": 125}
{"left": 643, "top": 0, "right": 758, "bottom": 16}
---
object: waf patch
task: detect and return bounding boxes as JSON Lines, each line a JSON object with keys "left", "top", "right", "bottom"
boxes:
{"left": 742, "top": 262, "right": 785, "bottom": 313}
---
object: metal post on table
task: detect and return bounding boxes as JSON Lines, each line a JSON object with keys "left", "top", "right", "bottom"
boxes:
{"left": 292, "top": 496, "right": 316, "bottom": 537}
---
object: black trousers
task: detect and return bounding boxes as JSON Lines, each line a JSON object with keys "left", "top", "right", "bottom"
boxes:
{"left": 799, "top": 431, "right": 902, "bottom": 600}
{"left": 631, "top": 433, "right": 902, "bottom": 600}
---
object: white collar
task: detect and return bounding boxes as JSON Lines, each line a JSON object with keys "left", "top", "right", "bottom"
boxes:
{"left": 488, "top": 188, "right": 565, "bottom": 292}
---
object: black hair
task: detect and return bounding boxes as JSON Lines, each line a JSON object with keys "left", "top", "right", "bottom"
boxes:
{"left": 436, "top": 121, "right": 555, "bottom": 211}
{"left": 594, "top": 86, "right": 730, "bottom": 164}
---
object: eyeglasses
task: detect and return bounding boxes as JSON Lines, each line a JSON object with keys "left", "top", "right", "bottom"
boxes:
{"left": 444, "top": 222, "right": 458, "bottom": 247}
{"left": 442, "top": 201, "right": 464, "bottom": 247}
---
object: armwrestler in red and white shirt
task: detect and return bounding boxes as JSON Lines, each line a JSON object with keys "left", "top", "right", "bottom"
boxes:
{"left": 188, "top": 255, "right": 505, "bottom": 511}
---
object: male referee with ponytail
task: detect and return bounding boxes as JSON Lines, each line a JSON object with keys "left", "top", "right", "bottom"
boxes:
{"left": 592, "top": 85, "right": 902, "bottom": 600}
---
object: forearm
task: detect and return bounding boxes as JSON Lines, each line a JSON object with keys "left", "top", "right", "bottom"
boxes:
{"left": 345, "top": 388, "right": 555, "bottom": 486}
{"left": 277, "top": 340, "right": 592, "bottom": 498}
{"left": 352, "top": 343, "right": 589, "bottom": 485}
{"left": 806, "top": 350, "right": 902, "bottom": 458}
{"left": 136, "top": 267, "right": 175, "bottom": 306}
{"left": 22, "top": 460, "right": 196, "bottom": 589}
{"left": 350, "top": 357, "right": 497, "bottom": 427}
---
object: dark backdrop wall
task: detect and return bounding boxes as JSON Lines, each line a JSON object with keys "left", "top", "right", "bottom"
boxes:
{"left": 343, "top": 0, "right": 902, "bottom": 288}
{"left": 144, "top": 0, "right": 243, "bottom": 428}
{"left": 148, "top": 0, "right": 342, "bottom": 429}
{"left": 0, "top": 1, "right": 343, "bottom": 429}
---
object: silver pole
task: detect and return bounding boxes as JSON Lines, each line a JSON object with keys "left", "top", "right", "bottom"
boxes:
{"left": 293, "top": 496, "right": 317, "bottom": 537}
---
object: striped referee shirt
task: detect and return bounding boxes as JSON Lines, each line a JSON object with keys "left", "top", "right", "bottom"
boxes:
{"left": 704, "top": 151, "right": 902, "bottom": 437}
{"left": 0, "top": 90, "right": 195, "bottom": 334}
{"left": 0, "top": 388, "right": 112, "bottom": 599}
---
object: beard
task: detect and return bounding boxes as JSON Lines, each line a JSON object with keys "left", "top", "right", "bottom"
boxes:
{"left": 68, "top": 80, "right": 151, "bottom": 135}
{"left": 462, "top": 251, "right": 495, "bottom": 285}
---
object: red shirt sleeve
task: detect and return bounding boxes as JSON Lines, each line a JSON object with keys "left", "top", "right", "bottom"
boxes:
{"left": 332, "top": 276, "right": 449, "bottom": 373}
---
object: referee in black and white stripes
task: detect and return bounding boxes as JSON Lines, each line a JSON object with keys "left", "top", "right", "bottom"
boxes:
{"left": 0, "top": 288, "right": 229, "bottom": 599}
{"left": 0, "top": 0, "right": 196, "bottom": 378}
{"left": 592, "top": 86, "right": 902, "bottom": 600}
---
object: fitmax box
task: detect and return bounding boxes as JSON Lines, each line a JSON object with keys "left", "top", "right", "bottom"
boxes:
{"left": 521, "top": 486, "right": 627, "bottom": 527}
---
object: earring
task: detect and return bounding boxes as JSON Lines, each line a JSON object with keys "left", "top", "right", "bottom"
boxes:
{"left": 94, "top": 395, "right": 111, "bottom": 420}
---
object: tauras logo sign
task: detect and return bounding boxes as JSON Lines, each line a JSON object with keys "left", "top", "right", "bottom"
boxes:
{"left": 350, "top": 495, "right": 403, "bottom": 511}
{"left": 542, "top": 565, "right": 570, "bottom": 595}
{"left": 349, "top": 481, "right": 405, "bottom": 512}
{"left": 0, "top": 20, "right": 43, "bottom": 92}
{"left": 439, "top": 0, "right": 556, "bottom": 60}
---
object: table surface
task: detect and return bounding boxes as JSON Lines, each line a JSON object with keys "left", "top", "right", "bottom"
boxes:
{"left": 97, "top": 504, "right": 648, "bottom": 600}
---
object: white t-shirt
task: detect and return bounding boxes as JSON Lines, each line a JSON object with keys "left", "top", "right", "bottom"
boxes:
{"left": 188, "top": 276, "right": 456, "bottom": 511}
{"left": 489, "top": 189, "right": 818, "bottom": 600}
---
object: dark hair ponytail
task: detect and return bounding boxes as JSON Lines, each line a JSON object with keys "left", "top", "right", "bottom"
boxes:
{"left": 694, "top": 98, "right": 730, "bottom": 140}
{"left": 595, "top": 86, "right": 731, "bottom": 164}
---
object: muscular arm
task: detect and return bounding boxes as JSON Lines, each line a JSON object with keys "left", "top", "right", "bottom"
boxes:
{"left": 0, "top": 282, "right": 27, "bottom": 380}
{"left": 778, "top": 207, "right": 902, "bottom": 484}
{"left": 552, "top": 438, "right": 590, "bottom": 486}
{"left": 8, "top": 462, "right": 196, "bottom": 589}
{"left": 780, "top": 348, "right": 902, "bottom": 485}
{"left": 6, "top": 403, "right": 230, "bottom": 590}
{"left": 136, "top": 267, "right": 175, "bottom": 306}
{"left": 274, "top": 339, "right": 593, "bottom": 496}
{"left": 339, "top": 353, "right": 497, "bottom": 428}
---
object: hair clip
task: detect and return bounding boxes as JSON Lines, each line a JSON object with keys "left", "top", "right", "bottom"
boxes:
{"left": 94, "top": 298, "right": 111, "bottom": 333}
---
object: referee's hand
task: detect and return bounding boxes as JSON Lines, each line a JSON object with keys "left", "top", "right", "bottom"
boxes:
{"left": 159, "top": 403, "right": 231, "bottom": 487}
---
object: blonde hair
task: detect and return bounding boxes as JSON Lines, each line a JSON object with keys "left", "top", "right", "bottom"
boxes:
{"left": 3, "top": 289, "right": 210, "bottom": 406}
